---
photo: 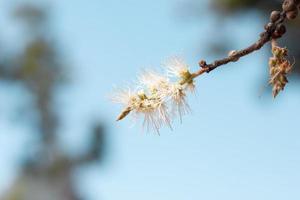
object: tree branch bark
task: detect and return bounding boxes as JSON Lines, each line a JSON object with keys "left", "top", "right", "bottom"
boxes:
{"left": 192, "top": 9, "right": 289, "bottom": 77}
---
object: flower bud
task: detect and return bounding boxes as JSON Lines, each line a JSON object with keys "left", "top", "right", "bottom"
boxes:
{"left": 282, "top": 0, "right": 297, "bottom": 12}
{"left": 275, "top": 24, "right": 286, "bottom": 35}
{"left": 264, "top": 22, "right": 273, "bottom": 31}
{"left": 286, "top": 9, "right": 298, "bottom": 20}
{"left": 228, "top": 50, "right": 239, "bottom": 62}
{"left": 270, "top": 11, "right": 281, "bottom": 22}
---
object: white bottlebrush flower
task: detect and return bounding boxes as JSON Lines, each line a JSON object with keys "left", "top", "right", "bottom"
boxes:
{"left": 163, "top": 56, "right": 190, "bottom": 78}
{"left": 185, "top": 81, "right": 196, "bottom": 93}
{"left": 163, "top": 56, "right": 196, "bottom": 91}
{"left": 139, "top": 99, "right": 171, "bottom": 134}
{"left": 113, "top": 56, "right": 197, "bottom": 133}
{"left": 111, "top": 88, "right": 139, "bottom": 121}
{"left": 111, "top": 87, "right": 137, "bottom": 106}
{"left": 168, "top": 83, "right": 191, "bottom": 122}
{"left": 138, "top": 70, "right": 170, "bottom": 94}
{"left": 112, "top": 88, "right": 171, "bottom": 133}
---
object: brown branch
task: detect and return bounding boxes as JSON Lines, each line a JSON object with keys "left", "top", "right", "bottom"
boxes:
{"left": 115, "top": 0, "right": 300, "bottom": 123}
{"left": 192, "top": 0, "right": 299, "bottom": 78}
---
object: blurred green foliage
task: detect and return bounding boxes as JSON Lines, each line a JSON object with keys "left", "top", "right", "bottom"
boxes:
{"left": 0, "top": 3, "right": 106, "bottom": 200}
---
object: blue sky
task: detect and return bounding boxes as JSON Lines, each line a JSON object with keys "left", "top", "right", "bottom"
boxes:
{"left": 1, "top": 0, "right": 300, "bottom": 200}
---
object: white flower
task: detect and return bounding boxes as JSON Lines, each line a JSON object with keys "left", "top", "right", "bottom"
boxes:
{"left": 140, "top": 100, "right": 171, "bottom": 134}
{"left": 111, "top": 88, "right": 139, "bottom": 121}
{"left": 163, "top": 56, "right": 196, "bottom": 91}
{"left": 168, "top": 83, "right": 191, "bottom": 122}
{"left": 113, "top": 56, "right": 197, "bottom": 133}
{"left": 185, "top": 81, "right": 196, "bottom": 93}
{"left": 163, "top": 56, "right": 190, "bottom": 79}
{"left": 112, "top": 87, "right": 171, "bottom": 133}
{"left": 138, "top": 70, "right": 170, "bottom": 94}
{"left": 135, "top": 93, "right": 171, "bottom": 134}
{"left": 111, "top": 87, "right": 136, "bottom": 106}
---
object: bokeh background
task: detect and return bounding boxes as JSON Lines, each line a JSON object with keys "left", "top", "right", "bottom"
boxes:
{"left": 0, "top": 0, "right": 300, "bottom": 200}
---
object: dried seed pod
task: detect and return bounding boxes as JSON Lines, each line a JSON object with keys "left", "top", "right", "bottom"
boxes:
{"left": 282, "top": 0, "right": 297, "bottom": 12}
{"left": 269, "top": 45, "right": 292, "bottom": 98}
{"left": 286, "top": 9, "right": 298, "bottom": 20}
{"left": 270, "top": 11, "right": 281, "bottom": 22}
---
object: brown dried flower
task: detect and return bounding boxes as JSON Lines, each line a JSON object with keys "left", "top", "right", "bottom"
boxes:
{"left": 269, "top": 44, "right": 293, "bottom": 98}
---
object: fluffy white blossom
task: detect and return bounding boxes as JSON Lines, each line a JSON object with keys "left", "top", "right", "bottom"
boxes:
{"left": 140, "top": 100, "right": 171, "bottom": 133}
{"left": 113, "top": 56, "right": 196, "bottom": 133}
{"left": 138, "top": 70, "right": 170, "bottom": 94}
{"left": 111, "top": 87, "right": 137, "bottom": 106}
{"left": 168, "top": 83, "right": 191, "bottom": 122}
{"left": 164, "top": 56, "right": 196, "bottom": 90}
{"left": 164, "top": 56, "right": 190, "bottom": 78}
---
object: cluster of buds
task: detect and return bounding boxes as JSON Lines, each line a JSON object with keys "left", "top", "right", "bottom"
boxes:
{"left": 267, "top": 10, "right": 286, "bottom": 39}
{"left": 269, "top": 44, "right": 293, "bottom": 98}
{"left": 282, "top": 0, "right": 300, "bottom": 20}
{"left": 112, "top": 57, "right": 196, "bottom": 133}
{"left": 265, "top": 0, "right": 300, "bottom": 39}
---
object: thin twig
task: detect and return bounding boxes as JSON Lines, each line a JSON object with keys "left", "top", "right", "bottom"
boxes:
{"left": 193, "top": 11, "right": 287, "bottom": 78}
